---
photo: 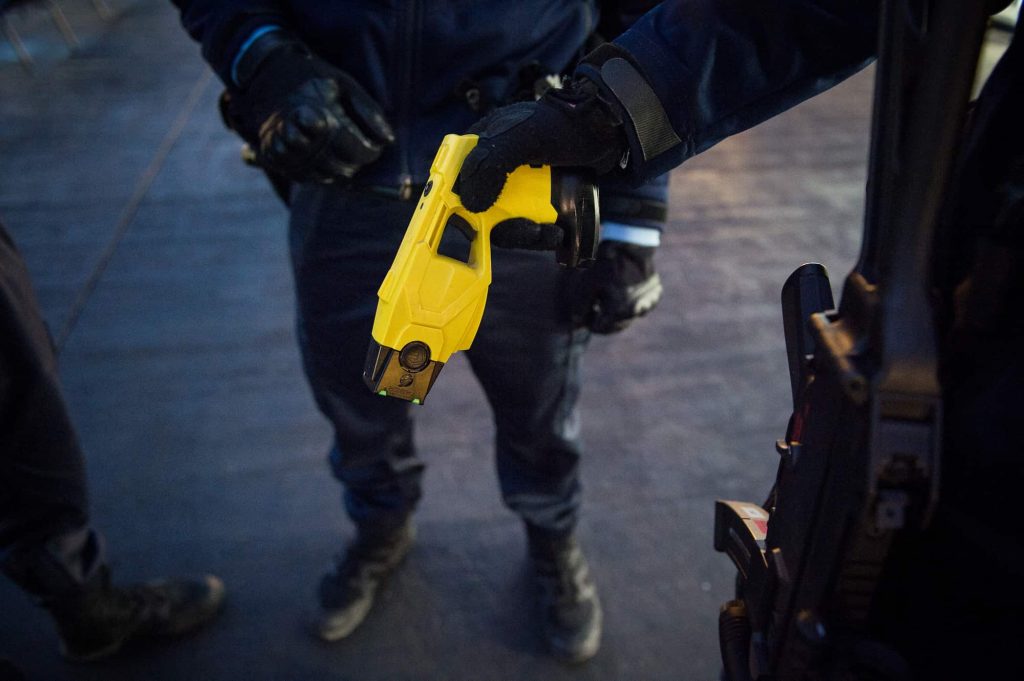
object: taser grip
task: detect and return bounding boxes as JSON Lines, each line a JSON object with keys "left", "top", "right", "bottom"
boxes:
{"left": 363, "top": 134, "right": 598, "bottom": 404}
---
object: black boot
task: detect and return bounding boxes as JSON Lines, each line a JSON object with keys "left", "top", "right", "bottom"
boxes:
{"left": 45, "top": 568, "right": 225, "bottom": 662}
{"left": 528, "top": 527, "right": 602, "bottom": 664}
{"left": 315, "top": 520, "right": 415, "bottom": 641}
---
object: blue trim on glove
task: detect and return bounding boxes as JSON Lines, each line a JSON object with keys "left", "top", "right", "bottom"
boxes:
{"left": 231, "top": 25, "right": 283, "bottom": 86}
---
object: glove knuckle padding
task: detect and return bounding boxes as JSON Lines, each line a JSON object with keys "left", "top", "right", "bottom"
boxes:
{"left": 281, "top": 121, "right": 311, "bottom": 150}
{"left": 338, "top": 77, "right": 395, "bottom": 145}
{"left": 294, "top": 104, "right": 326, "bottom": 133}
{"left": 328, "top": 114, "right": 382, "bottom": 164}
{"left": 237, "top": 43, "right": 393, "bottom": 183}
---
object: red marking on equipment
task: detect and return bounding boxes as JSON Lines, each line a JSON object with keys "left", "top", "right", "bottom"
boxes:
{"left": 753, "top": 519, "right": 769, "bottom": 535}
{"left": 791, "top": 400, "right": 811, "bottom": 442}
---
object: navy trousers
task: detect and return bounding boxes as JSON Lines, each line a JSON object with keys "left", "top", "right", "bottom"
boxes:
{"left": 0, "top": 222, "right": 104, "bottom": 600}
{"left": 289, "top": 185, "right": 590, "bottom": 537}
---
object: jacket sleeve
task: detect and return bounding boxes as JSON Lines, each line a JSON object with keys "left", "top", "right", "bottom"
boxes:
{"left": 594, "top": 4, "right": 671, "bottom": 241}
{"left": 171, "top": 0, "right": 291, "bottom": 85}
{"left": 578, "top": 0, "right": 880, "bottom": 182}
{"left": 597, "top": 0, "right": 665, "bottom": 40}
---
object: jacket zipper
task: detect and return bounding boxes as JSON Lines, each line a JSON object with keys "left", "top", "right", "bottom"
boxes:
{"left": 396, "top": 0, "right": 419, "bottom": 200}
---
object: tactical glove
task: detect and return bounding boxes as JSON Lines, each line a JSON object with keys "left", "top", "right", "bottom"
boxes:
{"left": 572, "top": 240, "right": 662, "bottom": 334}
{"left": 459, "top": 77, "right": 627, "bottom": 215}
{"left": 489, "top": 218, "right": 565, "bottom": 251}
{"left": 226, "top": 31, "right": 394, "bottom": 184}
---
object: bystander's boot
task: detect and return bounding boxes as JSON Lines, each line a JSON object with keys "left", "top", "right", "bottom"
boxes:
{"left": 315, "top": 520, "right": 415, "bottom": 641}
{"left": 44, "top": 567, "right": 225, "bottom": 662}
{"left": 528, "top": 526, "right": 602, "bottom": 664}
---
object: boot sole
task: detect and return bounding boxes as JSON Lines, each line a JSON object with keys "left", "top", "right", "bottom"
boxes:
{"left": 313, "top": 593, "right": 376, "bottom": 642}
{"left": 547, "top": 601, "right": 603, "bottom": 665}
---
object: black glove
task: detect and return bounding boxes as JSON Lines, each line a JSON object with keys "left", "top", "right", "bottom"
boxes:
{"left": 489, "top": 218, "right": 565, "bottom": 251}
{"left": 459, "top": 77, "right": 627, "bottom": 214}
{"left": 571, "top": 240, "right": 662, "bottom": 334}
{"left": 226, "top": 31, "right": 394, "bottom": 184}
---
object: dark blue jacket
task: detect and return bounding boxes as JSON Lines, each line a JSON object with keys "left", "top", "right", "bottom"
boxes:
{"left": 174, "top": 3, "right": 588, "bottom": 186}
{"left": 582, "top": 0, "right": 879, "bottom": 182}
{"left": 173, "top": 1, "right": 668, "bottom": 232}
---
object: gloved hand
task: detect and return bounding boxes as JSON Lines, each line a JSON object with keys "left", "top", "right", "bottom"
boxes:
{"left": 225, "top": 31, "right": 394, "bottom": 184}
{"left": 571, "top": 240, "right": 662, "bottom": 334}
{"left": 489, "top": 218, "right": 565, "bottom": 251}
{"left": 459, "top": 77, "right": 627, "bottom": 216}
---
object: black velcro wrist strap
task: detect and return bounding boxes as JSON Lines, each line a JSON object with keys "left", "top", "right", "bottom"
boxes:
{"left": 578, "top": 44, "right": 681, "bottom": 165}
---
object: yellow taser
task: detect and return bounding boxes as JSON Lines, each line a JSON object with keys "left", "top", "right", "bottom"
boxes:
{"left": 363, "top": 133, "right": 598, "bottom": 404}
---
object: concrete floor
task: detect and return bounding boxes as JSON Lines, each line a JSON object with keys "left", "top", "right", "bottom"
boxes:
{"left": 0, "top": 2, "right": 872, "bottom": 679}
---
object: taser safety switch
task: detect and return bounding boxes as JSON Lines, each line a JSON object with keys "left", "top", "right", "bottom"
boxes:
{"left": 363, "top": 133, "right": 599, "bottom": 404}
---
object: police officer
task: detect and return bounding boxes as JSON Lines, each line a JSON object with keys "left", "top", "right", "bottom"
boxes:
{"left": 172, "top": 0, "right": 668, "bottom": 663}
{"left": 457, "top": 0, "right": 1023, "bottom": 677}
{"left": 1, "top": 221, "right": 225, "bottom": 661}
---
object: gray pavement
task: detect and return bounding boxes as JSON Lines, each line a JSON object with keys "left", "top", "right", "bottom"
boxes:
{"left": 0, "top": 2, "right": 872, "bottom": 679}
